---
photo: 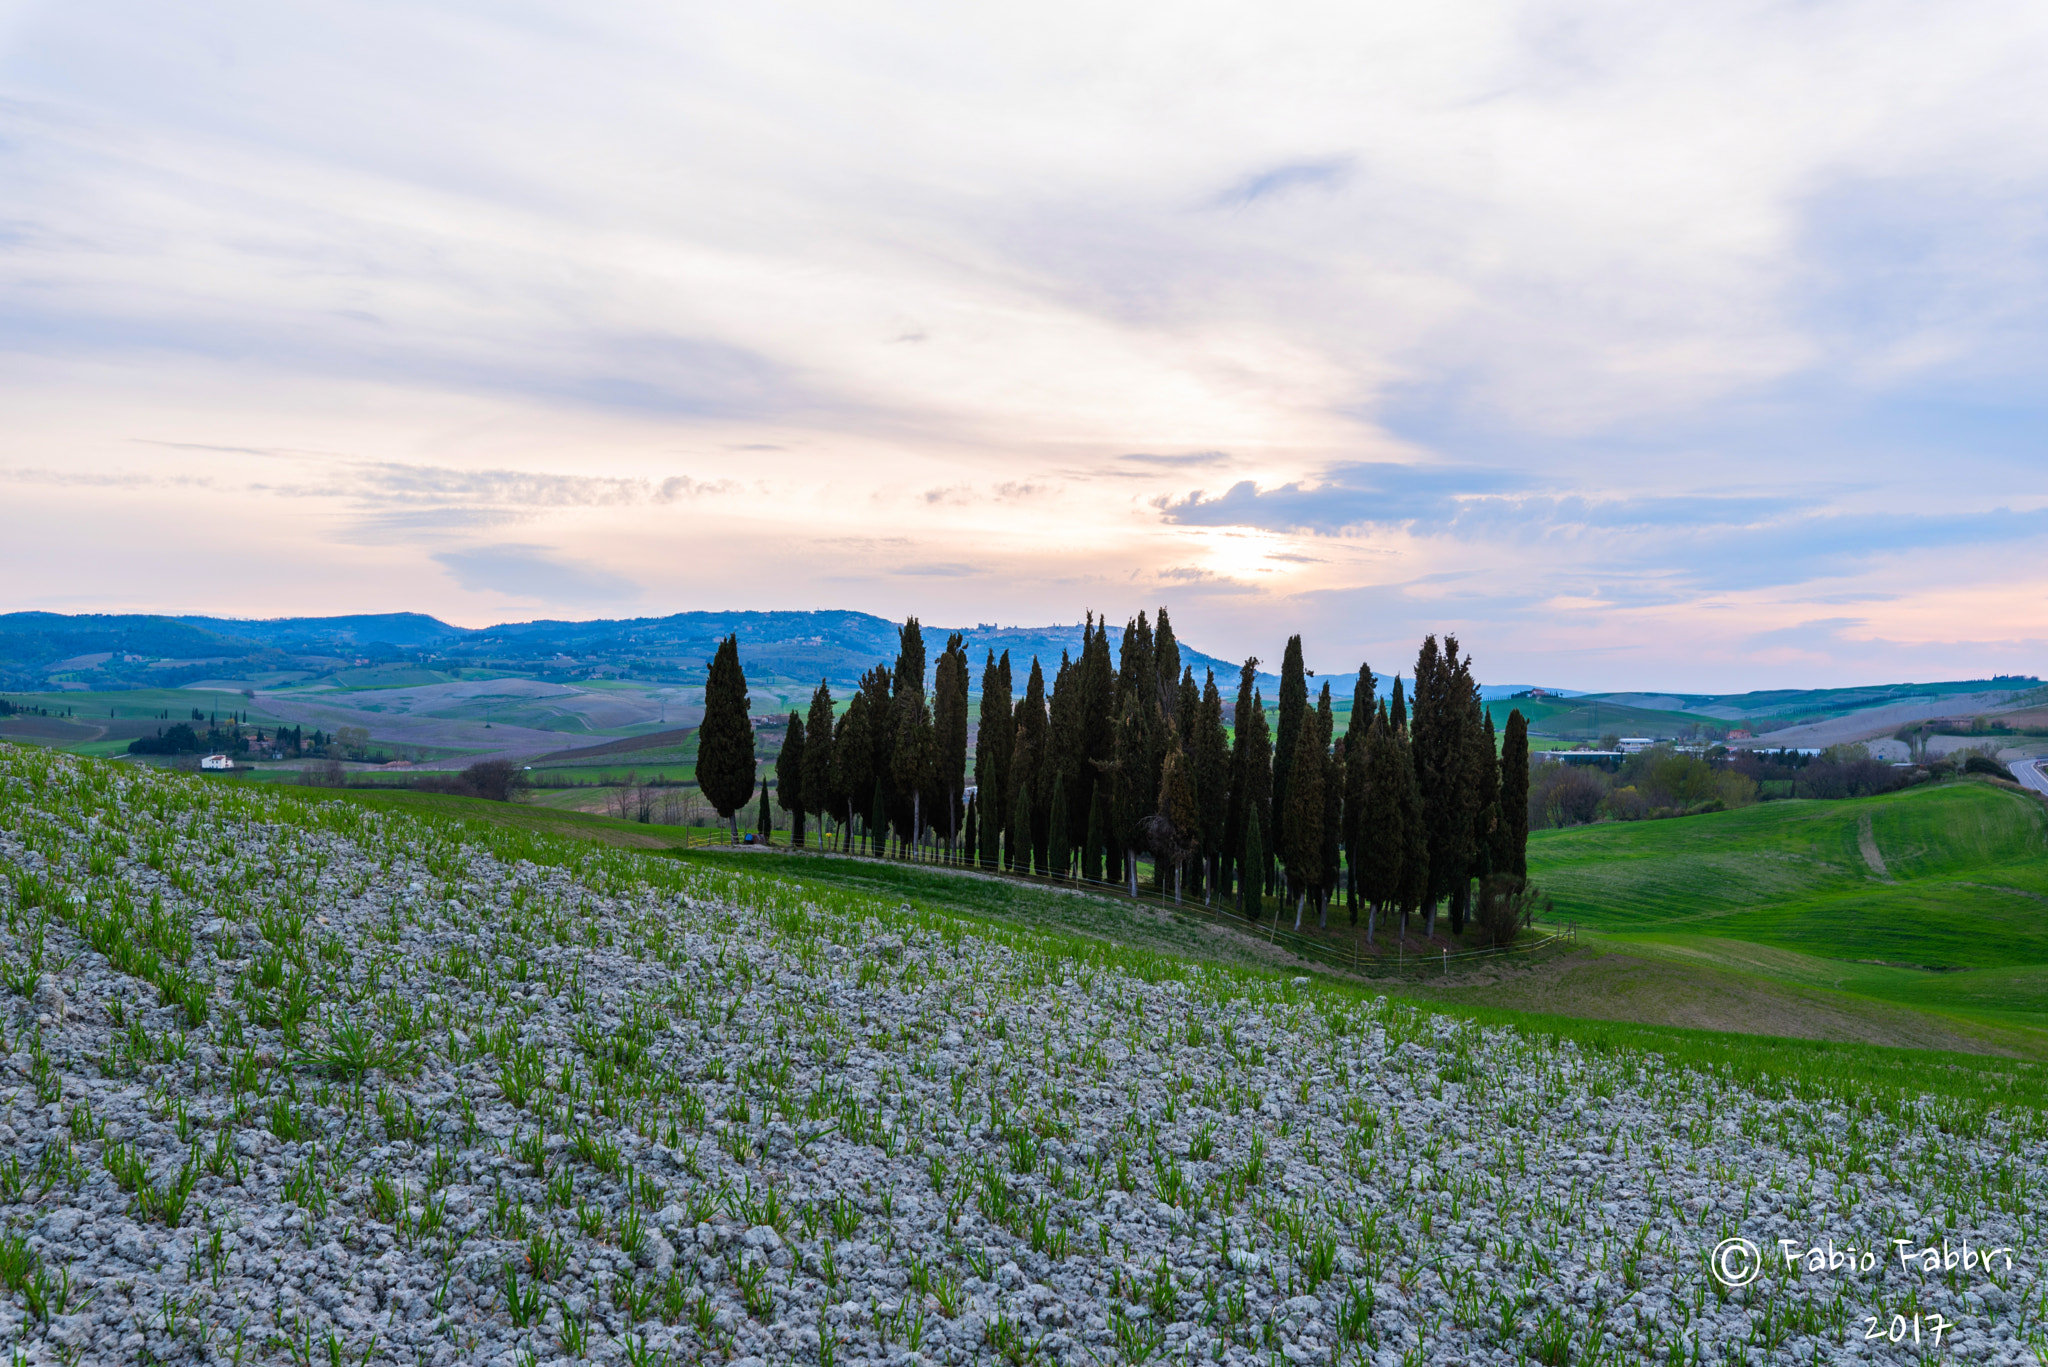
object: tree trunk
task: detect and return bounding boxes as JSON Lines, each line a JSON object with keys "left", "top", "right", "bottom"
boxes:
{"left": 1127, "top": 849, "right": 1138, "bottom": 898}
{"left": 1366, "top": 902, "right": 1376, "bottom": 946}
{"left": 1293, "top": 891, "right": 1305, "bottom": 931}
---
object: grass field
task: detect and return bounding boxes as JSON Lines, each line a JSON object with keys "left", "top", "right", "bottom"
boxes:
{"left": 1527, "top": 777, "right": 2048, "bottom": 1037}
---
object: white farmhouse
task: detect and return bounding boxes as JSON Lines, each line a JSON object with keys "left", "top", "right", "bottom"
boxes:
{"left": 199, "top": 753, "right": 233, "bottom": 771}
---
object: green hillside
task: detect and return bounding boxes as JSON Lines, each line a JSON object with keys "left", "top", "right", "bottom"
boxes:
{"left": 1528, "top": 779, "right": 2048, "bottom": 1029}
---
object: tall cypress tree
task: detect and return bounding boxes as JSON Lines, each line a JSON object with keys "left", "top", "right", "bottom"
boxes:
{"left": 775, "top": 711, "right": 806, "bottom": 847}
{"left": 1046, "top": 653, "right": 1084, "bottom": 868}
{"left": 834, "top": 691, "right": 873, "bottom": 846}
{"left": 697, "top": 634, "right": 756, "bottom": 841}
{"left": 1353, "top": 714, "right": 1400, "bottom": 944}
{"left": 1112, "top": 613, "right": 1161, "bottom": 890}
{"left": 1395, "top": 724, "right": 1430, "bottom": 938}
{"left": 1410, "top": 636, "right": 1479, "bottom": 937}
{"left": 1317, "top": 684, "right": 1342, "bottom": 928}
{"left": 1158, "top": 728, "right": 1200, "bottom": 901}
{"left": 1342, "top": 663, "right": 1377, "bottom": 918}
{"left": 1078, "top": 616, "right": 1116, "bottom": 869}
{"left": 892, "top": 689, "right": 937, "bottom": 859}
{"left": 1270, "top": 635, "right": 1309, "bottom": 883}
{"left": 1194, "top": 671, "right": 1230, "bottom": 906}
{"left": 964, "top": 793, "right": 979, "bottom": 869}
{"left": 974, "top": 650, "right": 1014, "bottom": 867}
{"left": 1389, "top": 676, "right": 1407, "bottom": 733}
{"left": 934, "top": 634, "right": 971, "bottom": 860}
{"left": 1470, "top": 707, "right": 1501, "bottom": 890}
{"left": 1499, "top": 710, "right": 1531, "bottom": 880}
{"left": 756, "top": 785, "right": 773, "bottom": 842}
{"left": 886, "top": 622, "right": 927, "bottom": 844}
{"left": 1224, "top": 658, "right": 1261, "bottom": 903}
{"left": 1281, "top": 708, "right": 1324, "bottom": 930}
{"left": 802, "top": 682, "right": 836, "bottom": 847}
{"left": 1013, "top": 657, "right": 1049, "bottom": 872}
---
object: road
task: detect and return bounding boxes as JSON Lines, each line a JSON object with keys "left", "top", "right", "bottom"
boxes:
{"left": 2014, "top": 755, "right": 2048, "bottom": 798}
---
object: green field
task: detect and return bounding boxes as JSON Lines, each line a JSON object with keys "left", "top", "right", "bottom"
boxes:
{"left": 1527, "top": 778, "right": 2048, "bottom": 1034}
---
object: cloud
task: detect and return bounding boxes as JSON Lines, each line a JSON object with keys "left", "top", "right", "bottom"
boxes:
{"left": 1118, "top": 451, "right": 1232, "bottom": 469}
{"left": 1210, "top": 159, "right": 1352, "bottom": 208}
{"left": 1158, "top": 463, "right": 1530, "bottom": 533}
{"left": 432, "top": 545, "right": 639, "bottom": 603}
{"left": 654, "top": 475, "right": 740, "bottom": 502}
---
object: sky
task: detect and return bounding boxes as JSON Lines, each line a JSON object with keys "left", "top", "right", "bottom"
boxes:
{"left": 2, "top": 0, "right": 2045, "bottom": 691}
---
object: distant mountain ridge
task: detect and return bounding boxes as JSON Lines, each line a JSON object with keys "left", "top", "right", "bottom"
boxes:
{"left": 0, "top": 609, "right": 1279, "bottom": 694}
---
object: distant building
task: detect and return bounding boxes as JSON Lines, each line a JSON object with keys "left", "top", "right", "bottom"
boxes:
{"left": 1727, "top": 729, "right": 1754, "bottom": 741}
{"left": 1617, "top": 737, "right": 1657, "bottom": 754}
{"left": 199, "top": 754, "right": 233, "bottom": 771}
{"left": 1542, "top": 750, "right": 1624, "bottom": 766}
{"left": 1510, "top": 688, "right": 1557, "bottom": 700}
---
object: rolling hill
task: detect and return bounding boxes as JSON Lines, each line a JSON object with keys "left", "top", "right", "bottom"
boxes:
{"left": 1523, "top": 778, "right": 2048, "bottom": 1036}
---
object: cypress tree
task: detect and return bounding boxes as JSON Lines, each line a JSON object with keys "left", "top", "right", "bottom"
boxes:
{"left": 862, "top": 663, "right": 896, "bottom": 846}
{"left": 756, "top": 784, "right": 772, "bottom": 842}
{"left": 1353, "top": 714, "right": 1398, "bottom": 944}
{"left": 696, "top": 634, "right": 756, "bottom": 841}
{"left": 1224, "top": 658, "right": 1261, "bottom": 903}
{"left": 802, "top": 682, "right": 836, "bottom": 846}
{"left": 1389, "top": 676, "right": 1407, "bottom": 733}
{"left": 834, "top": 692, "right": 873, "bottom": 847}
{"left": 1270, "top": 635, "right": 1309, "bottom": 879}
{"left": 964, "top": 793, "right": 979, "bottom": 868}
{"left": 775, "top": 711, "right": 806, "bottom": 847}
{"left": 1078, "top": 617, "right": 1116, "bottom": 867}
{"left": 1014, "top": 658, "right": 1049, "bottom": 872}
{"left": 1470, "top": 707, "right": 1501, "bottom": 888}
{"left": 892, "top": 690, "right": 937, "bottom": 860}
{"left": 974, "top": 650, "right": 1014, "bottom": 866}
{"left": 1112, "top": 615, "right": 1161, "bottom": 895}
{"left": 1158, "top": 730, "right": 1199, "bottom": 901}
{"left": 1410, "top": 636, "right": 1479, "bottom": 937}
{"left": 1047, "top": 778, "right": 1071, "bottom": 880}
{"left": 1281, "top": 708, "right": 1324, "bottom": 930}
{"left": 1393, "top": 723, "right": 1430, "bottom": 942}
{"left": 1317, "top": 684, "right": 1341, "bottom": 928}
{"left": 1499, "top": 710, "right": 1531, "bottom": 879}
{"left": 934, "top": 634, "right": 970, "bottom": 861}
{"left": 1341, "top": 664, "right": 1377, "bottom": 918}
{"left": 1242, "top": 805, "right": 1265, "bottom": 921}
{"left": 1194, "top": 671, "right": 1229, "bottom": 906}
{"left": 1245, "top": 688, "right": 1274, "bottom": 899}
{"left": 1046, "top": 653, "right": 1084, "bottom": 869}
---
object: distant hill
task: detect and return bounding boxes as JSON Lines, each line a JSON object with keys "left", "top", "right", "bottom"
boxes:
{"left": 0, "top": 609, "right": 1279, "bottom": 695}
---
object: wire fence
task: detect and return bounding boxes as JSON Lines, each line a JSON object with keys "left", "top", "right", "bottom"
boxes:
{"left": 675, "top": 828, "right": 1578, "bottom": 978}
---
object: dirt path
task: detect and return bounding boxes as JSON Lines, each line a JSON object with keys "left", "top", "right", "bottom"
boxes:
{"left": 1857, "top": 812, "right": 1892, "bottom": 881}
